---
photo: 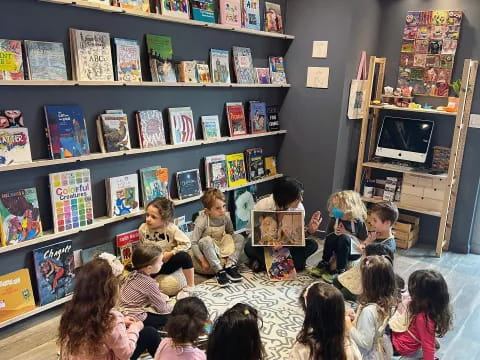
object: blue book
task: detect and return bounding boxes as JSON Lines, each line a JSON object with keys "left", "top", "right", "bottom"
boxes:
{"left": 243, "top": 0, "right": 260, "bottom": 30}
{"left": 176, "top": 169, "right": 201, "bottom": 200}
{"left": 81, "top": 242, "right": 115, "bottom": 265}
{"left": 233, "top": 185, "right": 257, "bottom": 231}
{"left": 191, "top": 0, "right": 216, "bottom": 23}
{"left": 24, "top": 41, "right": 68, "bottom": 81}
{"left": 249, "top": 101, "right": 267, "bottom": 133}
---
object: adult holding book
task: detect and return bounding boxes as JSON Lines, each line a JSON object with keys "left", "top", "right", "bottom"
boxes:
{"left": 244, "top": 177, "right": 322, "bottom": 272}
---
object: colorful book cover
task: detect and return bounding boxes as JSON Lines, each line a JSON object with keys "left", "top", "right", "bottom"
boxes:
{"left": 44, "top": 105, "right": 90, "bottom": 159}
{"left": 264, "top": 155, "right": 277, "bottom": 176}
{"left": 264, "top": 2, "right": 283, "bottom": 34}
{"left": 266, "top": 105, "right": 280, "bottom": 131}
{"left": 255, "top": 68, "right": 270, "bottom": 84}
{"left": 168, "top": 107, "right": 196, "bottom": 144}
{"left": 33, "top": 240, "right": 75, "bottom": 305}
{"left": 100, "top": 113, "right": 131, "bottom": 152}
{"left": 0, "top": 128, "right": 32, "bottom": 166}
{"left": 116, "top": 229, "right": 140, "bottom": 266}
{"left": 219, "top": 0, "right": 242, "bottom": 27}
{"left": 117, "top": 0, "right": 150, "bottom": 12}
{"left": 251, "top": 210, "right": 305, "bottom": 246}
{"left": 269, "top": 56, "right": 287, "bottom": 84}
{"left": 245, "top": 147, "right": 264, "bottom": 181}
{"left": 139, "top": 166, "right": 169, "bottom": 206}
{"left": 226, "top": 102, "right": 247, "bottom": 136}
{"left": 0, "top": 39, "right": 24, "bottom": 80}
{"left": 226, "top": 152, "right": 247, "bottom": 187}
{"left": 176, "top": 169, "right": 202, "bottom": 199}
{"left": 24, "top": 41, "right": 68, "bottom": 81}
{"left": 113, "top": 38, "right": 142, "bottom": 82}
{"left": 80, "top": 241, "right": 115, "bottom": 265}
{"left": 179, "top": 61, "right": 198, "bottom": 83}
{"left": 0, "top": 109, "right": 24, "bottom": 128}
{"left": 249, "top": 102, "right": 267, "bottom": 133}
{"left": 49, "top": 169, "right": 94, "bottom": 233}
{"left": 106, "top": 174, "right": 140, "bottom": 217}
{"left": 242, "top": 0, "right": 260, "bottom": 30}
{"left": 196, "top": 63, "right": 211, "bottom": 83}
{"left": 232, "top": 46, "right": 255, "bottom": 84}
{"left": 136, "top": 110, "right": 167, "bottom": 148}
{"left": 210, "top": 49, "right": 231, "bottom": 83}
{"left": 191, "top": 0, "right": 215, "bottom": 23}
{"left": 0, "top": 188, "right": 42, "bottom": 247}
{"left": 160, "top": 0, "right": 190, "bottom": 19}
{"left": 0, "top": 269, "right": 36, "bottom": 323}
{"left": 205, "top": 154, "right": 228, "bottom": 190}
{"left": 264, "top": 247, "right": 297, "bottom": 281}
{"left": 146, "top": 34, "right": 177, "bottom": 82}
{"left": 233, "top": 185, "right": 256, "bottom": 230}
{"left": 201, "top": 115, "right": 221, "bottom": 140}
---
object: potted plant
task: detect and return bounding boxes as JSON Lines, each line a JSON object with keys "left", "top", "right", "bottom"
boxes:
{"left": 448, "top": 79, "right": 462, "bottom": 110}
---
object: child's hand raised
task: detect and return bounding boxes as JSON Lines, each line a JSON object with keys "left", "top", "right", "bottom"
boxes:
{"left": 365, "top": 231, "right": 377, "bottom": 245}
{"left": 124, "top": 316, "right": 136, "bottom": 328}
{"left": 335, "top": 222, "right": 350, "bottom": 236}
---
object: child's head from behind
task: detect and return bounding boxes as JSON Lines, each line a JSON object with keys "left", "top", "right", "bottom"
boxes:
{"left": 369, "top": 202, "right": 399, "bottom": 232}
{"left": 328, "top": 190, "right": 367, "bottom": 221}
{"left": 202, "top": 188, "right": 226, "bottom": 219}
{"left": 365, "top": 242, "right": 394, "bottom": 262}
{"left": 146, "top": 197, "right": 174, "bottom": 229}
{"left": 132, "top": 244, "right": 163, "bottom": 274}
{"left": 165, "top": 297, "right": 209, "bottom": 344}
{"left": 408, "top": 270, "right": 452, "bottom": 336}
{"left": 207, "top": 303, "right": 265, "bottom": 360}
{"left": 272, "top": 177, "right": 304, "bottom": 210}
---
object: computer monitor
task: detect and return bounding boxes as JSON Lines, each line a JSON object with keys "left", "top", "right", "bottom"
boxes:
{"left": 375, "top": 116, "right": 434, "bottom": 163}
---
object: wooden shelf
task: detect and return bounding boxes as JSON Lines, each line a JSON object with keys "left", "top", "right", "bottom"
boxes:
{"left": 362, "top": 162, "right": 448, "bottom": 179}
{"left": 369, "top": 104, "right": 456, "bottom": 116}
{"left": 361, "top": 196, "right": 441, "bottom": 217}
{"left": 39, "top": 0, "right": 295, "bottom": 40}
{"left": 0, "top": 130, "right": 287, "bottom": 173}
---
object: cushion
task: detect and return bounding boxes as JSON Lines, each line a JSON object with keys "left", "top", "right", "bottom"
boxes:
{"left": 155, "top": 268, "right": 187, "bottom": 296}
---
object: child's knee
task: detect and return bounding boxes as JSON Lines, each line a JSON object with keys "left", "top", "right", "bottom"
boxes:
{"left": 198, "top": 236, "right": 214, "bottom": 249}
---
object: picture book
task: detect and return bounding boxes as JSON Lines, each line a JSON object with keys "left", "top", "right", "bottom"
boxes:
{"left": 245, "top": 147, "right": 264, "bottom": 181}
{"left": 33, "top": 240, "right": 75, "bottom": 305}
{"left": 100, "top": 113, "right": 131, "bottom": 152}
{"left": 159, "top": 0, "right": 190, "bottom": 19}
{"left": 44, "top": 105, "right": 90, "bottom": 159}
{"left": 255, "top": 68, "right": 270, "bottom": 84}
{"left": 80, "top": 241, "right": 115, "bottom": 265}
{"left": 24, "top": 41, "right": 68, "bottom": 81}
{"left": 233, "top": 185, "right": 257, "bottom": 230}
{"left": 266, "top": 105, "right": 280, "bottom": 131}
{"left": 174, "top": 216, "right": 194, "bottom": 236}
{"left": 232, "top": 46, "right": 255, "bottom": 84}
{"left": 116, "top": 229, "right": 140, "bottom": 266}
{"left": 0, "top": 109, "right": 24, "bottom": 128}
{"left": 205, "top": 154, "right": 228, "bottom": 190}
{"left": 210, "top": 49, "right": 231, "bottom": 83}
{"left": 0, "top": 39, "right": 24, "bottom": 80}
{"left": 136, "top": 110, "right": 167, "bottom": 148}
{"left": 248, "top": 101, "right": 267, "bottom": 133}
{"left": 146, "top": 34, "right": 177, "bottom": 82}
{"left": 226, "top": 152, "right": 247, "bottom": 187}
{"left": 201, "top": 115, "right": 221, "bottom": 140}
{"left": 265, "top": 2, "right": 283, "bottom": 34}
{"left": 0, "top": 269, "right": 36, "bottom": 323}
{"left": 264, "top": 155, "right": 277, "bottom": 176}
{"left": 69, "top": 29, "right": 114, "bottom": 81}
{"left": 191, "top": 0, "right": 215, "bottom": 23}
{"left": 226, "top": 102, "right": 247, "bottom": 136}
{"left": 49, "top": 168, "right": 94, "bottom": 233}
{"left": 251, "top": 210, "right": 305, "bottom": 246}
{"left": 242, "top": 0, "right": 260, "bottom": 30}
{"left": 168, "top": 107, "right": 196, "bottom": 144}
{"left": 196, "top": 63, "right": 211, "bottom": 83}
{"left": 0, "top": 188, "right": 42, "bottom": 247}
{"left": 264, "top": 247, "right": 297, "bottom": 281}
{"left": 176, "top": 169, "right": 202, "bottom": 199}
{"left": 178, "top": 61, "right": 198, "bottom": 83}
{"left": 106, "top": 174, "right": 140, "bottom": 217}
{"left": 219, "top": 0, "right": 242, "bottom": 27}
{"left": 139, "top": 166, "right": 169, "bottom": 206}
{"left": 0, "top": 128, "right": 32, "bottom": 166}
{"left": 116, "top": 0, "right": 151, "bottom": 12}
{"left": 269, "top": 56, "right": 287, "bottom": 84}
{"left": 113, "top": 38, "right": 142, "bottom": 82}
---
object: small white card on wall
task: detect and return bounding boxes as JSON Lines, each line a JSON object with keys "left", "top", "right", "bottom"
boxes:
{"left": 306, "top": 67, "right": 329, "bottom": 88}
{"left": 312, "top": 41, "right": 328, "bottom": 58}
{"left": 470, "top": 114, "right": 480, "bottom": 128}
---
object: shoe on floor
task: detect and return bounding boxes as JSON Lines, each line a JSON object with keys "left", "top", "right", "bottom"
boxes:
{"left": 176, "top": 286, "right": 195, "bottom": 300}
{"left": 322, "top": 269, "right": 345, "bottom": 284}
{"left": 215, "top": 270, "right": 230, "bottom": 287}
{"left": 225, "top": 265, "right": 242, "bottom": 282}
{"left": 311, "top": 260, "right": 329, "bottom": 277}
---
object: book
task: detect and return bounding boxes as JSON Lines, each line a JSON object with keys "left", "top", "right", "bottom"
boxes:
{"left": 245, "top": 147, "right": 264, "bottom": 181}
{"left": 106, "top": 174, "right": 140, "bottom": 217}
{"left": 176, "top": 169, "right": 202, "bottom": 199}
{"left": 205, "top": 154, "right": 228, "bottom": 190}
{"left": 80, "top": 241, "right": 115, "bottom": 265}
{"left": 33, "top": 240, "right": 75, "bottom": 305}
{"left": 266, "top": 105, "right": 280, "bottom": 131}
{"left": 219, "top": 0, "right": 242, "bottom": 27}
{"left": 264, "top": 155, "right": 277, "bottom": 176}
{"left": 232, "top": 46, "right": 255, "bottom": 84}
{"left": 201, "top": 115, "right": 221, "bottom": 140}
{"left": 255, "top": 68, "right": 270, "bottom": 84}
{"left": 0, "top": 128, "right": 32, "bottom": 166}
{"left": 99, "top": 112, "right": 131, "bottom": 152}
{"left": 226, "top": 102, "right": 247, "bottom": 136}
{"left": 136, "top": 110, "right": 167, "bottom": 148}
{"left": 0, "top": 39, "right": 24, "bottom": 80}
{"left": 226, "top": 152, "right": 247, "bottom": 187}
{"left": 168, "top": 107, "right": 196, "bottom": 144}
{"left": 178, "top": 61, "right": 198, "bottom": 83}
{"left": 264, "top": 2, "right": 283, "bottom": 33}
{"left": 210, "top": 49, "right": 231, "bottom": 83}
{"left": 0, "top": 109, "right": 24, "bottom": 128}
{"left": 0, "top": 269, "right": 36, "bottom": 323}
{"left": 139, "top": 166, "right": 169, "bottom": 206}
{"left": 0, "top": 188, "right": 42, "bottom": 247}
{"left": 24, "top": 41, "right": 68, "bottom": 81}
{"left": 264, "top": 247, "right": 297, "bottom": 281}
{"left": 44, "top": 105, "right": 90, "bottom": 159}
{"left": 116, "top": 0, "right": 151, "bottom": 11}
{"left": 269, "top": 56, "right": 287, "bottom": 84}
{"left": 69, "top": 29, "right": 114, "bottom": 81}
{"left": 49, "top": 168, "right": 94, "bottom": 233}
{"left": 113, "top": 38, "right": 142, "bottom": 82}
{"left": 159, "top": 0, "right": 190, "bottom": 19}
{"left": 233, "top": 185, "right": 256, "bottom": 230}
{"left": 196, "top": 63, "right": 211, "bottom": 83}
{"left": 242, "top": 0, "right": 260, "bottom": 30}
{"left": 191, "top": 0, "right": 215, "bottom": 23}
{"left": 248, "top": 101, "right": 267, "bottom": 133}
{"left": 116, "top": 229, "right": 140, "bottom": 266}
{"left": 251, "top": 210, "right": 305, "bottom": 246}
{"left": 146, "top": 34, "right": 177, "bottom": 82}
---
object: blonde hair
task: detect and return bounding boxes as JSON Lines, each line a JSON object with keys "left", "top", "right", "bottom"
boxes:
{"left": 201, "top": 188, "right": 225, "bottom": 209}
{"left": 327, "top": 190, "right": 367, "bottom": 221}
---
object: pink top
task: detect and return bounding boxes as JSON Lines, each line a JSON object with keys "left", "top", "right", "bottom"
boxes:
{"left": 392, "top": 313, "right": 436, "bottom": 360}
{"left": 154, "top": 338, "right": 206, "bottom": 360}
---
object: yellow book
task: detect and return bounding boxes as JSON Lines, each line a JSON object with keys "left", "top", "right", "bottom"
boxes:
{"left": 226, "top": 153, "right": 248, "bottom": 188}
{"left": 0, "top": 268, "right": 36, "bottom": 323}
{"left": 264, "top": 156, "right": 277, "bottom": 176}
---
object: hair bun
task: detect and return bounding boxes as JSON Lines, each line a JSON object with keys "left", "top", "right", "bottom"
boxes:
{"left": 98, "top": 252, "right": 124, "bottom": 277}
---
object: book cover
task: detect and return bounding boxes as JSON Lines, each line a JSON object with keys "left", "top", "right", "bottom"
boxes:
{"left": 139, "top": 166, "right": 169, "bottom": 206}
{"left": 179, "top": 61, "right": 198, "bottom": 83}
{"left": 249, "top": 101, "right": 267, "bottom": 133}
{"left": 264, "top": 247, "right": 297, "bottom": 281}
{"left": 251, "top": 210, "right": 305, "bottom": 246}
{"left": 0, "top": 128, "right": 32, "bottom": 166}
{"left": 266, "top": 105, "right": 279, "bottom": 131}
{"left": 210, "top": 49, "right": 231, "bottom": 83}
{"left": 160, "top": 0, "right": 190, "bottom": 19}
{"left": 106, "top": 174, "right": 140, "bottom": 217}
{"left": 232, "top": 46, "right": 255, "bottom": 84}
{"left": 146, "top": 34, "right": 177, "bottom": 82}
{"left": 80, "top": 241, "right": 115, "bottom": 265}
{"left": 201, "top": 115, "right": 221, "bottom": 140}
{"left": 242, "top": 0, "right": 260, "bottom": 30}
{"left": 205, "top": 154, "right": 228, "bottom": 190}
{"left": 0, "top": 269, "right": 36, "bottom": 323}
{"left": 269, "top": 56, "right": 287, "bottom": 84}
{"left": 191, "top": 0, "right": 215, "bottom": 23}
{"left": 226, "top": 152, "right": 247, "bottom": 187}
{"left": 100, "top": 113, "right": 131, "bottom": 152}
{"left": 0, "top": 109, "right": 24, "bottom": 128}
{"left": 0, "top": 188, "right": 42, "bottom": 247}
{"left": 255, "top": 68, "right": 270, "bottom": 84}
{"left": 117, "top": 0, "right": 150, "bottom": 12}
{"left": 196, "top": 63, "right": 211, "bottom": 83}
{"left": 136, "top": 110, "right": 167, "bottom": 148}
{"left": 176, "top": 169, "right": 202, "bottom": 199}
{"left": 49, "top": 168, "right": 94, "bottom": 233}
{"left": 0, "top": 39, "right": 24, "bottom": 80}
{"left": 226, "top": 102, "right": 247, "bottom": 136}
{"left": 168, "top": 107, "right": 196, "bottom": 144}
{"left": 219, "top": 0, "right": 241, "bottom": 27}
{"left": 116, "top": 229, "right": 140, "bottom": 266}
{"left": 264, "top": 155, "right": 277, "bottom": 176}
{"left": 245, "top": 147, "right": 264, "bottom": 181}
{"left": 33, "top": 240, "right": 75, "bottom": 306}
{"left": 264, "top": 2, "right": 283, "bottom": 33}
{"left": 113, "top": 38, "right": 142, "bottom": 82}
{"left": 44, "top": 105, "right": 90, "bottom": 159}
{"left": 233, "top": 184, "right": 256, "bottom": 230}
{"left": 24, "top": 41, "right": 68, "bottom": 81}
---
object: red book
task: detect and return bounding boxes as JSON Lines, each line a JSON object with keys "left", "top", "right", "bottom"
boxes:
{"left": 116, "top": 229, "right": 140, "bottom": 266}
{"left": 226, "top": 102, "right": 247, "bottom": 136}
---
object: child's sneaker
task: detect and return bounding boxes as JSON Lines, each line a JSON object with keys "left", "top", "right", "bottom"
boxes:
{"left": 310, "top": 260, "right": 329, "bottom": 277}
{"left": 225, "top": 265, "right": 242, "bottom": 282}
{"left": 215, "top": 270, "right": 229, "bottom": 287}
{"left": 176, "top": 286, "right": 195, "bottom": 300}
{"left": 322, "top": 269, "right": 345, "bottom": 284}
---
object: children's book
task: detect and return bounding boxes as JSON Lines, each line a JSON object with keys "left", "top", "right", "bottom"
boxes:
{"left": 269, "top": 56, "right": 287, "bottom": 84}
{"left": 0, "top": 109, "right": 24, "bottom": 128}
{"left": 80, "top": 241, "right": 115, "bottom": 265}
{"left": 248, "top": 101, "right": 267, "bottom": 133}
{"left": 219, "top": 0, "right": 242, "bottom": 27}
{"left": 168, "top": 107, "right": 196, "bottom": 144}
{"left": 44, "top": 105, "right": 90, "bottom": 159}
{"left": 0, "top": 128, "right": 32, "bottom": 166}
{"left": 201, "top": 115, "right": 221, "bottom": 140}
{"left": 49, "top": 168, "right": 94, "bottom": 233}
{"left": 139, "top": 166, "right": 169, "bottom": 206}
{"left": 264, "top": 2, "right": 283, "bottom": 33}
{"left": 178, "top": 61, "right": 198, "bottom": 83}
{"left": 0, "top": 188, "right": 42, "bottom": 247}
{"left": 159, "top": 0, "right": 190, "bottom": 19}
{"left": 106, "top": 174, "right": 140, "bottom": 217}
{"left": 116, "top": 229, "right": 140, "bottom": 266}
{"left": 251, "top": 210, "right": 305, "bottom": 246}
{"left": 176, "top": 169, "right": 202, "bottom": 199}
{"left": 24, "top": 41, "right": 68, "bottom": 81}
{"left": 255, "top": 68, "right": 270, "bottom": 84}
{"left": 0, "top": 39, "right": 24, "bottom": 80}
{"left": 191, "top": 0, "right": 215, "bottom": 23}
{"left": 99, "top": 113, "right": 131, "bottom": 152}
{"left": 232, "top": 46, "right": 255, "bottom": 84}
{"left": 264, "top": 155, "right": 277, "bottom": 176}
{"left": 233, "top": 185, "right": 257, "bottom": 230}
{"left": 226, "top": 102, "right": 247, "bottom": 136}
{"left": 0, "top": 269, "right": 36, "bottom": 323}
{"left": 210, "top": 49, "right": 231, "bottom": 83}
{"left": 245, "top": 147, "right": 264, "bottom": 181}
{"left": 266, "top": 105, "right": 280, "bottom": 131}
{"left": 226, "top": 152, "right": 247, "bottom": 187}
{"left": 242, "top": 0, "right": 260, "bottom": 30}
{"left": 146, "top": 34, "right": 177, "bottom": 82}
{"left": 113, "top": 38, "right": 142, "bottom": 82}
{"left": 33, "top": 240, "right": 75, "bottom": 305}
{"left": 196, "top": 63, "right": 211, "bottom": 83}
{"left": 264, "top": 247, "right": 297, "bottom": 281}
{"left": 116, "top": 0, "right": 151, "bottom": 12}
{"left": 136, "top": 110, "right": 167, "bottom": 148}
{"left": 205, "top": 154, "right": 228, "bottom": 190}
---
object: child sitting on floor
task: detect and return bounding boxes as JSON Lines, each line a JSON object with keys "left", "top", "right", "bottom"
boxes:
{"left": 190, "top": 188, "right": 245, "bottom": 287}
{"left": 364, "top": 201, "right": 398, "bottom": 253}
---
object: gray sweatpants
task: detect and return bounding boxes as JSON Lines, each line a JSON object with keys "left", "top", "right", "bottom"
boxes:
{"left": 198, "top": 234, "right": 245, "bottom": 272}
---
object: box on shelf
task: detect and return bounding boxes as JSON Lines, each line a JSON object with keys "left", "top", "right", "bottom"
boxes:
{"left": 400, "top": 174, "right": 446, "bottom": 212}
{"left": 383, "top": 176, "right": 398, "bottom": 201}
{"left": 394, "top": 213, "right": 420, "bottom": 249}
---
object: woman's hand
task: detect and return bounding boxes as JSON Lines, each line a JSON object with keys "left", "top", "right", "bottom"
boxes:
{"left": 308, "top": 211, "right": 322, "bottom": 235}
